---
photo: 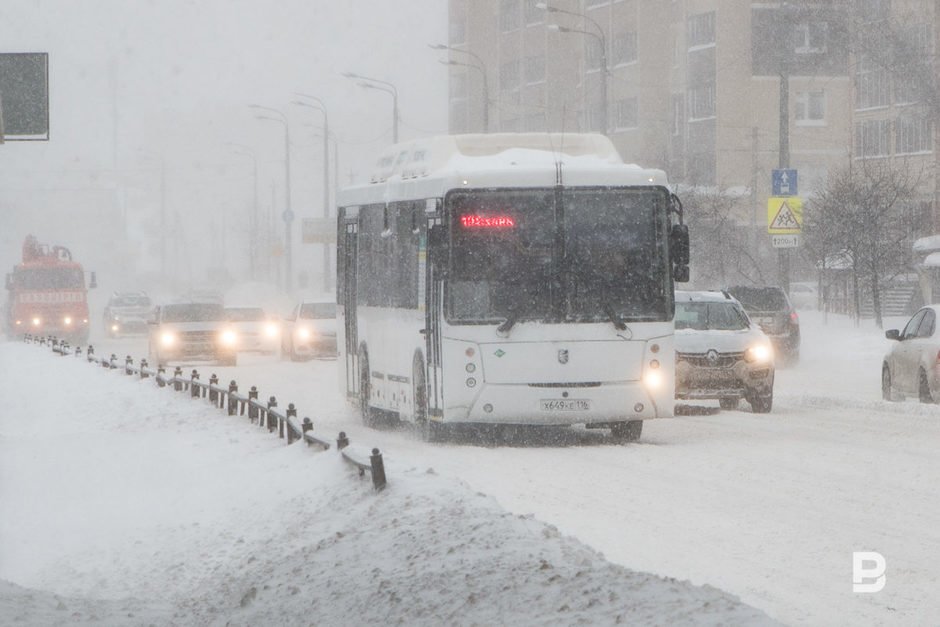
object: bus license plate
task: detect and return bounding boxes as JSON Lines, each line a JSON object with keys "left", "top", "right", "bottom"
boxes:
{"left": 540, "top": 399, "right": 591, "bottom": 411}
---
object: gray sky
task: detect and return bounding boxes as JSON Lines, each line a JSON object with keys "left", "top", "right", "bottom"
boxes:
{"left": 0, "top": 0, "right": 448, "bottom": 286}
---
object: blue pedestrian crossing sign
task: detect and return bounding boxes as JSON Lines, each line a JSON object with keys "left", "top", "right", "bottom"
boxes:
{"left": 772, "top": 169, "right": 798, "bottom": 196}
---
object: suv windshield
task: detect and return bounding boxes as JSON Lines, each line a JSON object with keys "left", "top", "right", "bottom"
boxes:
{"left": 111, "top": 294, "right": 152, "bottom": 307}
{"left": 225, "top": 308, "right": 265, "bottom": 322}
{"left": 445, "top": 188, "right": 671, "bottom": 324}
{"left": 726, "top": 286, "right": 788, "bottom": 311}
{"left": 162, "top": 304, "right": 224, "bottom": 322}
{"left": 299, "top": 303, "right": 335, "bottom": 319}
{"left": 675, "top": 302, "right": 749, "bottom": 331}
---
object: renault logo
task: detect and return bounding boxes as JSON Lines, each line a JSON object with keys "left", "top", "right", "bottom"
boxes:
{"left": 706, "top": 349, "right": 719, "bottom": 364}
{"left": 558, "top": 349, "right": 569, "bottom": 364}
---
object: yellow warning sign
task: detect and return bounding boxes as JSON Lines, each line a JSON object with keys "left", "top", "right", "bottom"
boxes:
{"left": 767, "top": 197, "right": 803, "bottom": 234}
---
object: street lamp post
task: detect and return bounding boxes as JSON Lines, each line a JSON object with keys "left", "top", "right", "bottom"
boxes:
{"left": 538, "top": 2, "right": 608, "bottom": 135}
{"left": 429, "top": 43, "right": 490, "bottom": 132}
{"left": 292, "top": 94, "right": 332, "bottom": 292}
{"left": 342, "top": 72, "right": 399, "bottom": 143}
{"left": 249, "top": 104, "right": 294, "bottom": 292}
{"left": 226, "top": 142, "right": 259, "bottom": 280}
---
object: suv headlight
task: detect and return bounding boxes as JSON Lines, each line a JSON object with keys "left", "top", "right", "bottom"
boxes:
{"left": 745, "top": 344, "right": 772, "bottom": 363}
{"left": 220, "top": 329, "right": 238, "bottom": 347}
{"left": 160, "top": 331, "right": 177, "bottom": 347}
{"left": 264, "top": 322, "right": 280, "bottom": 338}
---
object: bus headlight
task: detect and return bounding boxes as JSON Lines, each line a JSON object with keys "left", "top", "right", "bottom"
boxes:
{"left": 745, "top": 344, "right": 772, "bottom": 363}
{"left": 63, "top": 316, "right": 73, "bottom": 326}
{"left": 111, "top": 324, "right": 120, "bottom": 333}
{"left": 160, "top": 331, "right": 177, "bottom": 347}
{"left": 643, "top": 369, "right": 664, "bottom": 390}
{"left": 264, "top": 322, "right": 280, "bottom": 338}
{"left": 220, "top": 329, "right": 238, "bottom": 347}
{"left": 32, "top": 317, "right": 41, "bottom": 327}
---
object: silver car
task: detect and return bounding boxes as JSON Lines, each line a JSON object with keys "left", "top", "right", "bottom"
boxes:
{"left": 882, "top": 305, "right": 940, "bottom": 403}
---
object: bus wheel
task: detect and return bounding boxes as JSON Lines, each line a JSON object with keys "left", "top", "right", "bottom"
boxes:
{"left": 610, "top": 420, "right": 642, "bottom": 443}
{"left": 413, "top": 355, "right": 440, "bottom": 442}
{"left": 359, "top": 354, "right": 378, "bottom": 428}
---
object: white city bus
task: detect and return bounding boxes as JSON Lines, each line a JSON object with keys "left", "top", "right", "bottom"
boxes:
{"left": 336, "top": 133, "right": 689, "bottom": 442}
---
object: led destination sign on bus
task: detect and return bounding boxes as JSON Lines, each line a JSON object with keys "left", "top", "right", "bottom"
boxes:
{"left": 459, "top": 215, "right": 516, "bottom": 229}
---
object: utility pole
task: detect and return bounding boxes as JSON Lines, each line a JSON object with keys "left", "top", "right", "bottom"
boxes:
{"left": 777, "top": 5, "right": 793, "bottom": 294}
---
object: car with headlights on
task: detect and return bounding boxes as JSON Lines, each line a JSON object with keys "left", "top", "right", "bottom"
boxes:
{"left": 674, "top": 290, "right": 775, "bottom": 413}
{"left": 224, "top": 306, "right": 280, "bottom": 354}
{"left": 281, "top": 301, "right": 337, "bottom": 361}
{"left": 882, "top": 305, "right": 940, "bottom": 403}
{"left": 725, "top": 285, "right": 800, "bottom": 366}
{"left": 149, "top": 302, "right": 238, "bottom": 366}
{"left": 103, "top": 291, "right": 156, "bottom": 337}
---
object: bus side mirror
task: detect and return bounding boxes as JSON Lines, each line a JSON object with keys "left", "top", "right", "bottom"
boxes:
{"left": 89, "top": 271, "right": 98, "bottom": 289}
{"left": 674, "top": 265, "right": 690, "bottom": 283}
{"left": 670, "top": 224, "right": 690, "bottom": 266}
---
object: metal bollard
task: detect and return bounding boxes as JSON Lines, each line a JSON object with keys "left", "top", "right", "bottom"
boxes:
{"left": 125, "top": 355, "right": 133, "bottom": 375}
{"left": 87, "top": 345, "right": 95, "bottom": 362}
{"left": 302, "top": 417, "right": 312, "bottom": 434}
{"left": 266, "top": 396, "right": 277, "bottom": 433}
{"left": 370, "top": 448, "right": 387, "bottom": 491}
{"left": 190, "top": 370, "right": 200, "bottom": 398}
{"left": 248, "top": 386, "right": 259, "bottom": 422}
{"left": 140, "top": 358, "right": 149, "bottom": 379}
{"left": 174, "top": 366, "right": 183, "bottom": 391}
{"left": 75, "top": 345, "right": 82, "bottom": 358}
{"left": 337, "top": 431, "right": 349, "bottom": 450}
{"left": 109, "top": 354, "right": 117, "bottom": 369}
{"left": 227, "top": 381, "right": 238, "bottom": 416}
{"left": 209, "top": 374, "right": 219, "bottom": 404}
{"left": 157, "top": 365, "right": 166, "bottom": 387}
{"left": 284, "top": 403, "right": 296, "bottom": 442}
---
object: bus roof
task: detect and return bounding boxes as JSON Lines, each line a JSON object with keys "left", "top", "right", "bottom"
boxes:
{"left": 339, "top": 133, "right": 669, "bottom": 206}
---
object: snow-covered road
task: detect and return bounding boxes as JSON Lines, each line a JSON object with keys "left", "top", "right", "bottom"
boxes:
{"left": 4, "top": 310, "right": 938, "bottom": 625}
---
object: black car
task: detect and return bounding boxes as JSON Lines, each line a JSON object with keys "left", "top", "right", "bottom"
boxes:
{"left": 725, "top": 285, "right": 801, "bottom": 365}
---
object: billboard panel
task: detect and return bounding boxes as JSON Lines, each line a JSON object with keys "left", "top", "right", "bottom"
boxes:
{"left": 0, "top": 52, "right": 50, "bottom": 141}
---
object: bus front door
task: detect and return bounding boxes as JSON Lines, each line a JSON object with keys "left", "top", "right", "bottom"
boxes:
{"left": 343, "top": 221, "right": 359, "bottom": 398}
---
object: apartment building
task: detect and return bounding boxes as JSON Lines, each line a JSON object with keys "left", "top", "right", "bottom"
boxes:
{"left": 446, "top": 0, "right": 940, "bottom": 238}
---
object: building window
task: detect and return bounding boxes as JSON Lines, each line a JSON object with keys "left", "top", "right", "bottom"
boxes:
{"left": 525, "top": 55, "right": 545, "bottom": 84}
{"left": 449, "top": 19, "right": 466, "bottom": 45}
{"left": 688, "top": 83, "right": 715, "bottom": 119}
{"left": 794, "top": 22, "right": 827, "bottom": 54}
{"left": 856, "top": 53, "right": 889, "bottom": 110}
{"left": 615, "top": 98, "right": 638, "bottom": 129}
{"left": 524, "top": 0, "right": 543, "bottom": 25}
{"left": 450, "top": 73, "right": 468, "bottom": 99}
{"left": 795, "top": 90, "right": 825, "bottom": 125}
{"left": 500, "top": 60, "right": 521, "bottom": 91}
{"left": 855, "top": 118, "right": 890, "bottom": 157}
{"left": 687, "top": 12, "right": 715, "bottom": 48}
{"left": 896, "top": 112, "right": 932, "bottom": 154}
{"left": 500, "top": 0, "right": 520, "bottom": 32}
{"left": 613, "top": 31, "right": 637, "bottom": 65}
{"left": 672, "top": 94, "right": 684, "bottom": 136}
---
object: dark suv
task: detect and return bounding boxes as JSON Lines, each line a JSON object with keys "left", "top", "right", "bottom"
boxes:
{"left": 725, "top": 286, "right": 801, "bottom": 365}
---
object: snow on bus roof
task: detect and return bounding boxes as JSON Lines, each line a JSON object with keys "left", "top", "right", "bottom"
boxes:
{"left": 364, "top": 133, "right": 665, "bottom": 186}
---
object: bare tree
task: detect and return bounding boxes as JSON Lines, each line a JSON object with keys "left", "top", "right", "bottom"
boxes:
{"left": 805, "top": 159, "right": 923, "bottom": 327}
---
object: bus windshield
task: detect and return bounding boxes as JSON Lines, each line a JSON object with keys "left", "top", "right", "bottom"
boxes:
{"left": 14, "top": 267, "right": 85, "bottom": 290}
{"left": 446, "top": 188, "right": 671, "bottom": 325}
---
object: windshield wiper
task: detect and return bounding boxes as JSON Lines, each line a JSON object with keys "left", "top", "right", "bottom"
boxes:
{"left": 600, "top": 298, "right": 627, "bottom": 331}
{"left": 497, "top": 310, "right": 520, "bottom": 337}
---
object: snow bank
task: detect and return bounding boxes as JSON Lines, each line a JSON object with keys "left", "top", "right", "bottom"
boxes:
{"left": 0, "top": 342, "right": 776, "bottom": 625}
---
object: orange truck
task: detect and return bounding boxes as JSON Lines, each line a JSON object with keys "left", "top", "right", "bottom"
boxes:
{"left": 4, "top": 235, "right": 96, "bottom": 343}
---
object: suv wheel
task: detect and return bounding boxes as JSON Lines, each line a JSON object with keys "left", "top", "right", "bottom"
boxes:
{"left": 882, "top": 364, "right": 895, "bottom": 402}
{"left": 610, "top": 420, "right": 643, "bottom": 443}
{"left": 919, "top": 368, "right": 935, "bottom": 404}
{"left": 750, "top": 391, "right": 773, "bottom": 414}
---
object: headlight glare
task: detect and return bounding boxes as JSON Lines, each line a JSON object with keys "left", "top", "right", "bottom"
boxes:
{"left": 746, "top": 344, "right": 772, "bottom": 363}
{"left": 264, "top": 322, "right": 280, "bottom": 337}
{"left": 160, "top": 331, "right": 176, "bottom": 347}
{"left": 297, "top": 327, "right": 312, "bottom": 340}
{"left": 643, "top": 370, "right": 664, "bottom": 390}
{"left": 220, "top": 329, "right": 238, "bottom": 347}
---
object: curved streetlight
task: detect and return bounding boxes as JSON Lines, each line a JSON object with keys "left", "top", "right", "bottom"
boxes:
{"left": 291, "top": 94, "right": 332, "bottom": 292}
{"left": 429, "top": 43, "right": 490, "bottom": 132}
{"left": 342, "top": 71, "right": 399, "bottom": 143}
{"left": 249, "top": 104, "right": 294, "bottom": 292}
{"left": 539, "top": 2, "right": 608, "bottom": 135}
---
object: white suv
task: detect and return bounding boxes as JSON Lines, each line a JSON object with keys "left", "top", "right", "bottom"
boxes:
{"left": 149, "top": 302, "right": 238, "bottom": 367}
{"left": 674, "top": 290, "right": 775, "bottom": 413}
